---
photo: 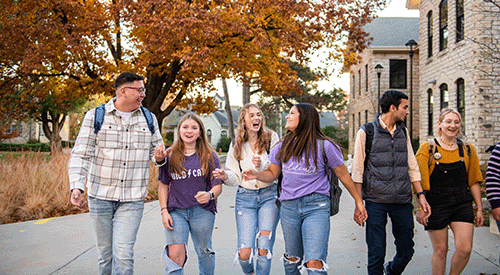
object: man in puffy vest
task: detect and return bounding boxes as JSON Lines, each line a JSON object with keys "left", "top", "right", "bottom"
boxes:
{"left": 351, "top": 90, "right": 431, "bottom": 275}
{"left": 68, "top": 72, "right": 167, "bottom": 275}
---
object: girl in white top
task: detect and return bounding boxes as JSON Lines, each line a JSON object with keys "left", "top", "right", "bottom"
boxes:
{"left": 213, "top": 103, "right": 280, "bottom": 275}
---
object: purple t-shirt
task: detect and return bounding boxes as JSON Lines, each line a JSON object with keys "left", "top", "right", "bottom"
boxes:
{"left": 270, "top": 139, "right": 344, "bottom": 201}
{"left": 158, "top": 152, "right": 222, "bottom": 213}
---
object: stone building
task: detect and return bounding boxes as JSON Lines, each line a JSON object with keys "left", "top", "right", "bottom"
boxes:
{"left": 410, "top": 0, "right": 500, "bottom": 163}
{"left": 347, "top": 17, "right": 420, "bottom": 155}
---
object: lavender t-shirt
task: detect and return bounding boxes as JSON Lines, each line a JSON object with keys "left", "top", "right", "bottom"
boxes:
{"left": 270, "top": 139, "right": 344, "bottom": 201}
{"left": 158, "top": 152, "right": 222, "bottom": 213}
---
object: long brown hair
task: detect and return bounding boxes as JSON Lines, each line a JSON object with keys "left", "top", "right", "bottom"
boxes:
{"left": 233, "top": 103, "right": 272, "bottom": 160}
{"left": 169, "top": 113, "right": 216, "bottom": 179}
{"left": 277, "top": 103, "right": 337, "bottom": 168}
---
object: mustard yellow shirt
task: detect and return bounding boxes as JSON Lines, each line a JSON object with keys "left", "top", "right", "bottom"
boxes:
{"left": 415, "top": 140, "right": 483, "bottom": 191}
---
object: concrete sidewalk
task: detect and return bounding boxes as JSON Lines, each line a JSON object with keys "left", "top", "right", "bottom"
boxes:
{"left": 1, "top": 185, "right": 499, "bottom": 274}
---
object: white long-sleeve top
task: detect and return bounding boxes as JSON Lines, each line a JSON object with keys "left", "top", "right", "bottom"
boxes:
{"left": 224, "top": 131, "right": 280, "bottom": 189}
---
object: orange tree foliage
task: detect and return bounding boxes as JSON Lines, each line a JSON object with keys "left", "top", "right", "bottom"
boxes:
{"left": 0, "top": 0, "right": 386, "bottom": 137}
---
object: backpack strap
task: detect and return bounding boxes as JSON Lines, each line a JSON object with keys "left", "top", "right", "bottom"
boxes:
{"left": 321, "top": 140, "right": 338, "bottom": 188}
{"left": 363, "top": 122, "right": 374, "bottom": 171}
{"left": 94, "top": 104, "right": 155, "bottom": 134}
{"left": 94, "top": 104, "right": 106, "bottom": 134}
{"left": 427, "top": 138, "right": 437, "bottom": 167}
{"left": 140, "top": 106, "right": 155, "bottom": 134}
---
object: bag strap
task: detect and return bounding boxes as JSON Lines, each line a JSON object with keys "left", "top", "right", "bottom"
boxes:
{"left": 363, "top": 122, "right": 374, "bottom": 172}
{"left": 94, "top": 104, "right": 106, "bottom": 134}
{"left": 321, "top": 139, "right": 339, "bottom": 189}
{"left": 140, "top": 106, "right": 155, "bottom": 134}
{"left": 427, "top": 138, "right": 437, "bottom": 167}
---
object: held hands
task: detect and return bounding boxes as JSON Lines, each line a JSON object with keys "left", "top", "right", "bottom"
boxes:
{"left": 353, "top": 202, "right": 368, "bottom": 226}
{"left": 161, "top": 209, "right": 174, "bottom": 230}
{"left": 492, "top": 208, "right": 500, "bottom": 223}
{"left": 154, "top": 144, "right": 169, "bottom": 163}
{"left": 195, "top": 191, "right": 212, "bottom": 204}
{"left": 212, "top": 168, "right": 228, "bottom": 181}
{"left": 70, "top": 189, "right": 87, "bottom": 208}
{"left": 416, "top": 196, "right": 432, "bottom": 226}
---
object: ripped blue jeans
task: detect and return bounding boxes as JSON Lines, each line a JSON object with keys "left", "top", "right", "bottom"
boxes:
{"left": 280, "top": 193, "right": 330, "bottom": 275}
{"left": 163, "top": 206, "right": 216, "bottom": 275}
{"left": 235, "top": 185, "right": 280, "bottom": 275}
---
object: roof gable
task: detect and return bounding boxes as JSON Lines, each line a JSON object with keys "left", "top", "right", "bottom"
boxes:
{"left": 365, "top": 17, "right": 419, "bottom": 47}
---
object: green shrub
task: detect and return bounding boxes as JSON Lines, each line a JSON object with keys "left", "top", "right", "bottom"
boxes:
{"left": 322, "top": 126, "right": 348, "bottom": 149}
{"left": 216, "top": 136, "right": 232, "bottom": 153}
{"left": 0, "top": 143, "right": 51, "bottom": 152}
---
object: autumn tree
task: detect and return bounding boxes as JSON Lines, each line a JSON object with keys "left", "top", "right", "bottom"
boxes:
{"left": 0, "top": 0, "right": 386, "bottom": 151}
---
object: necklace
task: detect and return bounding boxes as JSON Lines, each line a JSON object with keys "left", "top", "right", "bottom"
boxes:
{"left": 439, "top": 136, "right": 456, "bottom": 147}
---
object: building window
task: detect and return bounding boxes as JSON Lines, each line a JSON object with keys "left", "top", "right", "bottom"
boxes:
{"left": 4, "top": 124, "right": 23, "bottom": 135}
{"left": 456, "top": 0, "right": 464, "bottom": 42}
{"left": 365, "top": 64, "right": 368, "bottom": 92}
{"left": 358, "top": 70, "right": 361, "bottom": 95}
{"left": 457, "top": 78, "right": 465, "bottom": 132}
{"left": 389, "top": 59, "right": 407, "bottom": 89}
{"left": 428, "top": 89, "right": 434, "bottom": 136}
{"left": 221, "top": 130, "right": 227, "bottom": 136}
{"left": 358, "top": 112, "right": 361, "bottom": 129}
{"left": 428, "top": 11, "right": 433, "bottom": 57}
{"left": 440, "top": 0, "right": 448, "bottom": 51}
{"left": 440, "top": 83, "right": 449, "bottom": 110}
{"left": 365, "top": 110, "right": 368, "bottom": 123}
{"left": 352, "top": 75, "right": 355, "bottom": 99}
{"left": 352, "top": 114, "right": 355, "bottom": 138}
{"left": 207, "top": 129, "right": 212, "bottom": 143}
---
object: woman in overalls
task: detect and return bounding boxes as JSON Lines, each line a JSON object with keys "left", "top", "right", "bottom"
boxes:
{"left": 415, "top": 108, "right": 484, "bottom": 275}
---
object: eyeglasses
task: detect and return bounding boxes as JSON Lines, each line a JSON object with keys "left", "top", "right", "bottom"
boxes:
{"left": 123, "top": 86, "right": 146, "bottom": 95}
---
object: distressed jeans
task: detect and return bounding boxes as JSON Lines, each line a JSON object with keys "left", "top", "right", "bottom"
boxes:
{"left": 88, "top": 196, "right": 145, "bottom": 275}
{"left": 280, "top": 193, "right": 330, "bottom": 275}
{"left": 235, "top": 185, "right": 280, "bottom": 275}
{"left": 163, "top": 205, "right": 216, "bottom": 275}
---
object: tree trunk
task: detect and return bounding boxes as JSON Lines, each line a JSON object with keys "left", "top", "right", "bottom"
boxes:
{"left": 222, "top": 78, "right": 235, "bottom": 140}
{"left": 40, "top": 110, "right": 65, "bottom": 153}
{"left": 242, "top": 76, "right": 250, "bottom": 105}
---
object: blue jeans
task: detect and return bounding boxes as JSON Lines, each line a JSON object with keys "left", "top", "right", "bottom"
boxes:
{"left": 280, "top": 193, "right": 330, "bottom": 275}
{"left": 235, "top": 185, "right": 280, "bottom": 275}
{"left": 365, "top": 201, "right": 415, "bottom": 275}
{"left": 88, "top": 196, "right": 145, "bottom": 275}
{"left": 163, "top": 206, "right": 216, "bottom": 275}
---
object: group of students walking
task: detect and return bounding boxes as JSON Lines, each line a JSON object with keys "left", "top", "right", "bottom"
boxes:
{"left": 68, "top": 73, "right": 490, "bottom": 275}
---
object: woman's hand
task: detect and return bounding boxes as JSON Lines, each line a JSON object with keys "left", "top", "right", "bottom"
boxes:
{"left": 475, "top": 209, "right": 484, "bottom": 227}
{"left": 195, "top": 191, "right": 211, "bottom": 204}
{"left": 252, "top": 156, "right": 262, "bottom": 168}
{"left": 242, "top": 169, "right": 258, "bottom": 181}
{"left": 161, "top": 210, "right": 174, "bottom": 230}
{"left": 212, "top": 168, "right": 228, "bottom": 181}
{"left": 416, "top": 209, "right": 428, "bottom": 226}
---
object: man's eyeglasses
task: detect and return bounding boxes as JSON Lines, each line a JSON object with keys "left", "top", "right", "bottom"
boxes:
{"left": 123, "top": 86, "right": 146, "bottom": 95}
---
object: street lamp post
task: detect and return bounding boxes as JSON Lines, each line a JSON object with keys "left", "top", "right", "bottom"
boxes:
{"left": 405, "top": 39, "right": 417, "bottom": 143}
{"left": 375, "top": 64, "right": 383, "bottom": 114}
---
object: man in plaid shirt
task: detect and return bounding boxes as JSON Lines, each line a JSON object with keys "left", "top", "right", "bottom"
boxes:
{"left": 68, "top": 72, "right": 167, "bottom": 275}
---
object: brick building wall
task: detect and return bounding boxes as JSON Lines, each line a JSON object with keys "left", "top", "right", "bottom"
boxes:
{"left": 418, "top": 0, "right": 500, "bottom": 164}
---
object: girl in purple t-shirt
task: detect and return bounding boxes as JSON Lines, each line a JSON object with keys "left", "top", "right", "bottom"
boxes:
{"left": 158, "top": 113, "right": 222, "bottom": 275}
{"left": 243, "top": 103, "right": 367, "bottom": 275}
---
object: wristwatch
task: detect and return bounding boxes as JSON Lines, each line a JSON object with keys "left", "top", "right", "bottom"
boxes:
{"left": 416, "top": 191, "right": 426, "bottom": 198}
{"left": 209, "top": 191, "right": 214, "bottom": 200}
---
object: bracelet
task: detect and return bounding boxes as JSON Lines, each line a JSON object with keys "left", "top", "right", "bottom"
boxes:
{"left": 161, "top": 207, "right": 168, "bottom": 212}
{"left": 416, "top": 208, "right": 423, "bottom": 211}
{"left": 476, "top": 206, "right": 483, "bottom": 210}
{"left": 208, "top": 191, "right": 214, "bottom": 200}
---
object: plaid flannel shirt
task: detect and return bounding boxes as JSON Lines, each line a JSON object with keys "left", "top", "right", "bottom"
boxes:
{"left": 68, "top": 99, "right": 165, "bottom": 202}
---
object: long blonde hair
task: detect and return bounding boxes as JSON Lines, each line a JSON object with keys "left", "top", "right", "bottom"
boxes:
{"left": 437, "top": 108, "right": 463, "bottom": 137}
{"left": 169, "top": 113, "right": 216, "bottom": 179}
{"left": 233, "top": 103, "right": 272, "bottom": 160}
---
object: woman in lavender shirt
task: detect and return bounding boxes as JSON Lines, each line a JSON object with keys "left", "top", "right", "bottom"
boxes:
{"left": 243, "top": 103, "right": 367, "bottom": 275}
{"left": 158, "top": 113, "right": 223, "bottom": 275}
{"left": 213, "top": 103, "right": 280, "bottom": 275}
